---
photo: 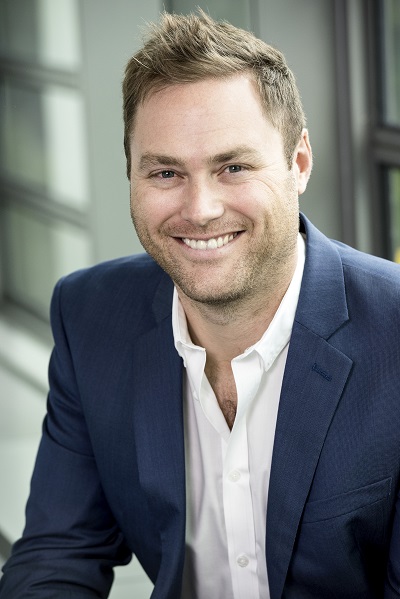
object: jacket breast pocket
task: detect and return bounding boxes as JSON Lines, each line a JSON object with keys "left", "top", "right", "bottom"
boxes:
{"left": 302, "top": 476, "right": 392, "bottom": 523}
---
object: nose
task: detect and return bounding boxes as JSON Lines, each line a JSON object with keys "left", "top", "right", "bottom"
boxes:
{"left": 180, "top": 177, "right": 225, "bottom": 226}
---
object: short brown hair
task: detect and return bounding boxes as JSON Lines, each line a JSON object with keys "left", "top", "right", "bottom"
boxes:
{"left": 123, "top": 10, "right": 306, "bottom": 178}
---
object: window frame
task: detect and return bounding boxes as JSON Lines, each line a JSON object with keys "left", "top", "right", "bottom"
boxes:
{"left": 366, "top": 0, "right": 400, "bottom": 259}
{"left": 0, "top": 2, "right": 92, "bottom": 323}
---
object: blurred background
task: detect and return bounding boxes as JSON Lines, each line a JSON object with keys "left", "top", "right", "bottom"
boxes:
{"left": 0, "top": 0, "right": 399, "bottom": 596}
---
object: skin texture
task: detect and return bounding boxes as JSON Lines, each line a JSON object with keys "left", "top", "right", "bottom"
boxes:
{"left": 129, "top": 74, "right": 312, "bottom": 426}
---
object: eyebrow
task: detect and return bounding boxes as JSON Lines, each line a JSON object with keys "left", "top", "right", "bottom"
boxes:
{"left": 138, "top": 145, "right": 263, "bottom": 172}
{"left": 207, "top": 146, "right": 263, "bottom": 166}
{"left": 138, "top": 153, "right": 185, "bottom": 172}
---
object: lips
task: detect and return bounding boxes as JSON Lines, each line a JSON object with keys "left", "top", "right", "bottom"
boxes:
{"left": 182, "top": 232, "right": 238, "bottom": 250}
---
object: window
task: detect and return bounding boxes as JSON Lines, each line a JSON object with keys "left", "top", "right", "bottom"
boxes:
{"left": 0, "top": 0, "right": 92, "bottom": 322}
{"left": 387, "top": 168, "right": 400, "bottom": 262}
{"left": 367, "top": 0, "right": 400, "bottom": 261}
{"left": 381, "top": 0, "right": 400, "bottom": 126}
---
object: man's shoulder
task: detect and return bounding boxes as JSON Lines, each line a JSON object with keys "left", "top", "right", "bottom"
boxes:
{"left": 331, "top": 238, "right": 400, "bottom": 289}
{"left": 301, "top": 215, "right": 400, "bottom": 333}
{"left": 303, "top": 214, "right": 400, "bottom": 288}
{"left": 326, "top": 236, "right": 400, "bottom": 321}
{"left": 60, "top": 252, "right": 167, "bottom": 293}
{"left": 52, "top": 253, "right": 172, "bottom": 324}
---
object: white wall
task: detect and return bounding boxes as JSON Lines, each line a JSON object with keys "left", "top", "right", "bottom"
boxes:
{"left": 258, "top": 0, "right": 341, "bottom": 239}
{"left": 80, "top": 0, "right": 161, "bottom": 262}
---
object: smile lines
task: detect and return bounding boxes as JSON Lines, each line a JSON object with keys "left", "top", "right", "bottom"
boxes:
{"left": 182, "top": 232, "right": 238, "bottom": 250}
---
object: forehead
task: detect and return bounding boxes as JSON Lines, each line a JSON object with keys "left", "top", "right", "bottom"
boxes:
{"left": 130, "top": 74, "right": 283, "bottom": 162}
{"left": 135, "top": 74, "right": 262, "bottom": 121}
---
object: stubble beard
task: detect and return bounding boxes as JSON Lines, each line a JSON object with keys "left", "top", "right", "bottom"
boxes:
{"left": 130, "top": 204, "right": 299, "bottom": 315}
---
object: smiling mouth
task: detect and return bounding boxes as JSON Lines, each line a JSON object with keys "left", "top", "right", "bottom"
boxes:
{"left": 182, "top": 232, "right": 239, "bottom": 250}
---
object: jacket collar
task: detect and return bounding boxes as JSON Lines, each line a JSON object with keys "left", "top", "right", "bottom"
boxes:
{"left": 297, "top": 213, "right": 349, "bottom": 337}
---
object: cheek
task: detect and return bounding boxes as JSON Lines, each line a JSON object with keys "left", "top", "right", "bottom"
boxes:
{"left": 130, "top": 189, "right": 152, "bottom": 231}
{"left": 131, "top": 186, "right": 156, "bottom": 219}
{"left": 226, "top": 180, "right": 268, "bottom": 212}
{"left": 131, "top": 191, "right": 178, "bottom": 237}
{"left": 233, "top": 181, "right": 278, "bottom": 219}
{"left": 247, "top": 178, "right": 299, "bottom": 229}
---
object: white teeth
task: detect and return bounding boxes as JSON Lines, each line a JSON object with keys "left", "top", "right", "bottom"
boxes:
{"left": 182, "top": 233, "right": 237, "bottom": 250}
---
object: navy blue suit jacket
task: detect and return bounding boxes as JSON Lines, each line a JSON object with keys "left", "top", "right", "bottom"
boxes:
{"left": 2, "top": 214, "right": 400, "bottom": 598}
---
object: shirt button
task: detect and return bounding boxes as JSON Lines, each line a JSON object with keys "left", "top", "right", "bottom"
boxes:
{"left": 228, "top": 469, "right": 241, "bottom": 482}
{"left": 237, "top": 555, "right": 249, "bottom": 568}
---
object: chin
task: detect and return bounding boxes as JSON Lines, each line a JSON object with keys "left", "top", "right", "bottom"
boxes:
{"left": 177, "top": 282, "right": 249, "bottom": 306}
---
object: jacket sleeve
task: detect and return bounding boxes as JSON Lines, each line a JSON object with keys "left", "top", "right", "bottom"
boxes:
{"left": 0, "top": 277, "right": 132, "bottom": 598}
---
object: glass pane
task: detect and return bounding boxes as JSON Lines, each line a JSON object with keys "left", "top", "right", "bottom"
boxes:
{"left": 169, "top": 0, "right": 251, "bottom": 30}
{"left": 0, "top": 0, "right": 81, "bottom": 71}
{"left": 1, "top": 83, "right": 46, "bottom": 189}
{"left": 382, "top": 0, "right": 400, "bottom": 125}
{"left": 1, "top": 81, "right": 89, "bottom": 209}
{"left": 388, "top": 168, "right": 400, "bottom": 262}
{"left": 3, "top": 205, "right": 92, "bottom": 317}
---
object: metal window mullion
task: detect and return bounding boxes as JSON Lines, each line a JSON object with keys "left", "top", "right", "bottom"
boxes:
{"left": 0, "top": 57, "right": 81, "bottom": 89}
{"left": 0, "top": 181, "right": 89, "bottom": 230}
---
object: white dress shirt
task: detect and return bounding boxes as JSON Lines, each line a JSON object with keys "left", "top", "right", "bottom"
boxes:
{"left": 173, "top": 234, "right": 305, "bottom": 599}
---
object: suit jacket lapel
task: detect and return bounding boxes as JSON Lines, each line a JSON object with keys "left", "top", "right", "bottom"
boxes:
{"left": 266, "top": 216, "right": 353, "bottom": 599}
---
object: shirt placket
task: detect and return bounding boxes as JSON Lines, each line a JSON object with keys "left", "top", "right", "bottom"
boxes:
{"left": 222, "top": 352, "right": 264, "bottom": 599}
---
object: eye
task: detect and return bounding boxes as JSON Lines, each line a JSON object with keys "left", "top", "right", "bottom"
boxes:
{"left": 159, "top": 170, "right": 175, "bottom": 179}
{"left": 226, "top": 165, "right": 243, "bottom": 173}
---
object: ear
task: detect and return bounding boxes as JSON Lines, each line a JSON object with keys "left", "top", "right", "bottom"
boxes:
{"left": 293, "top": 128, "right": 312, "bottom": 195}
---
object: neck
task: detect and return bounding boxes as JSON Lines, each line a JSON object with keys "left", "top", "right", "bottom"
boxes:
{"left": 177, "top": 262, "right": 296, "bottom": 364}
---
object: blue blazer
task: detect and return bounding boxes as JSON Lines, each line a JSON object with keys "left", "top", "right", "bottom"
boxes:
{"left": 2, "top": 214, "right": 400, "bottom": 598}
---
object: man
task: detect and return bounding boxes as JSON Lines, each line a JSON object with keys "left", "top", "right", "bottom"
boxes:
{"left": 1, "top": 10, "right": 400, "bottom": 599}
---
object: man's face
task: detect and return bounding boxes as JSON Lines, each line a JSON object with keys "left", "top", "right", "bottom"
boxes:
{"left": 129, "top": 74, "right": 311, "bottom": 307}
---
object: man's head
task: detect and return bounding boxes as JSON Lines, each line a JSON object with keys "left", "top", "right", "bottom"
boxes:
{"left": 123, "top": 10, "right": 306, "bottom": 179}
{"left": 126, "top": 13, "right": 312, "bottom": 312}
